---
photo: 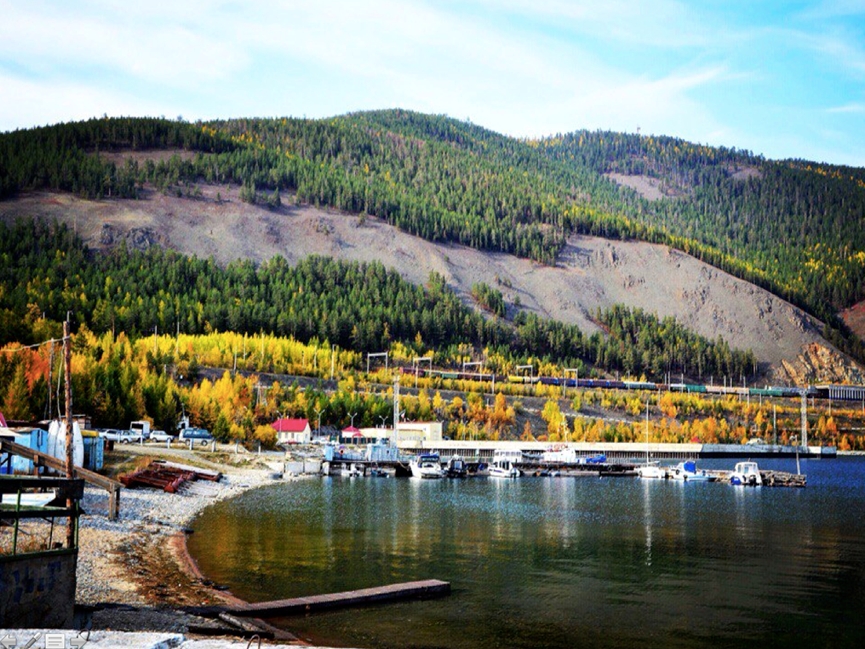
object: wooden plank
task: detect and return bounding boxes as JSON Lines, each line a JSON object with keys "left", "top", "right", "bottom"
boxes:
{"left": 229, "top": 579, "right": 451, "bottom": 618}
{"left": 0, "top": 439, "right": 121, "bottom": 491}
{"left": 1, "top": 438, "right": 123, "bottom": 519}
{"left": 151, "top": 459, "right": 221, "bottom": 481}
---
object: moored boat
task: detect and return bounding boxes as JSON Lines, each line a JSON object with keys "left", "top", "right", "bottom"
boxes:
{"left": 637, "top": 401, "right": 665, "bottom": 479}
{"left": 445, "top": 454, "right": 467, "bottom": 478}
{"left": 410, "top": 454, "right": 445, "bottom": 479}
{"left": 340, "top": 463, "right": 363, "bottom": 477}
{"left": 636, "top": 462, "right": 667, "bottom": 479}
{"left": 488, "top": 460, "right": 520, "bottom": 478}
{"left": 669, "top": 460, "right": 716, "bottom": 482}
{"left": 730, "top": 461, "right": 762, "bottom": 486}
{"left": 489, "top": 449, "right": 521, "bottom": 478}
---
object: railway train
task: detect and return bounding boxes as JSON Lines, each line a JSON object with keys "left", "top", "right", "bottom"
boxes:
{"left": 399, "top": 367, "right": 865, "bottom": 402}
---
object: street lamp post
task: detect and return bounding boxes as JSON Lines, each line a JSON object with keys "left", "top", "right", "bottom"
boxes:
{"left": 315, "top": 408, "right": 323, "bottom": 439}
{"left": 791, "top": 434, "right": 801, "bottom": 475}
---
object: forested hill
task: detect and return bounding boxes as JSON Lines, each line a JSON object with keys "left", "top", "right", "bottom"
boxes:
{"left": 2, "top": 111, "right": 864, "bottom": 358}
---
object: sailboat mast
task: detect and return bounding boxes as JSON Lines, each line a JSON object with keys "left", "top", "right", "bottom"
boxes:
{"left": 645, "top": 400, "right": 649, "bottom": 463}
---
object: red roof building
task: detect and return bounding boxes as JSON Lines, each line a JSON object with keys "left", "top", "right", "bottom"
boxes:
{"left": 272, "top": 418, "right": 311, "bottom": 444}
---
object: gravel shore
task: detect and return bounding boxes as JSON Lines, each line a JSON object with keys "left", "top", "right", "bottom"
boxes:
{"left": 76, "top": 467, "right": 275, "bottom": 607}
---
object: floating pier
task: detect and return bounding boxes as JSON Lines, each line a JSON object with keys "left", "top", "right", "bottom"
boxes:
{"left": 227, "top": 579, "right": 451, "bottom": 618}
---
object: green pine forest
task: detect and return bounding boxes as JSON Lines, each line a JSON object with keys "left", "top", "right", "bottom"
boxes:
{"left": 1, "top": 109, "right": 864, "bottom": 364}
{"left": 0, "top": 220, "right": 754, "bottom": 383}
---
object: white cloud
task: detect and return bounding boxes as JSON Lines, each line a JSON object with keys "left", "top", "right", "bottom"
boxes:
{"left": 0, "top": 0, "right": 862, "bottom": 164}
{"left": 0, "top": 72, "right": 175, "bottom": 131}
{"left": 793, "top": 29, "right": 865, "bottom": 76}
{"left": 0, "top": 0, "right": 247, "bottom": 86}
{"left": 798, "top": 0, "right": 865, "bottom": 19}
{"left": 474, "top": 0, "right": 712, "bottom": 48}
{"left": 827, "top": 102, "right": 865, "bottom": 113}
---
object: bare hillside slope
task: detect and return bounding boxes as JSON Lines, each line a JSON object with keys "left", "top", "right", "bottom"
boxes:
{"left": 2, "top": 187, "right": 860, "bottom": 384}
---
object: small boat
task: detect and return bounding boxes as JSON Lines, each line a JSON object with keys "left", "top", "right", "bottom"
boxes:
{"left": 488, "top": 459, "right": 520, "bottom": 479}
{"left": 636, "top": 462, "right": 667, "bottom": 479}
{"left": 637, "top": 401, "right": 665, "bottom": 479}
{"left": 340, "top": 463, "right": 363, "bottom": 477}
{"left": 669, "top": 460, "right": 716, "bottom": 482}
{"left": 445, "top": 454, "right": 468, "bottom": 478}
{"left": 1, "top": 491, "right": 56, "bottom": 507}
{"left": 730, "top": 461, "right": 762, "bottom": 486}
{"left": 410, "top": 454, "right": 445, "bottom": 479}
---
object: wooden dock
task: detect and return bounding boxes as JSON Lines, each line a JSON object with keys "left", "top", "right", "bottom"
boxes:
{"left": 228, "top": 579, "right": 451, "bottom": 617}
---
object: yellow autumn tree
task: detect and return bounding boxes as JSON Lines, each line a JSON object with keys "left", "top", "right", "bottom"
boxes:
{"left": 659, "top": 392, "right": 678, "bottom": 418}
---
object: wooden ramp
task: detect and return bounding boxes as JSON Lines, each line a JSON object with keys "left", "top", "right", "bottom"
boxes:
{"left": 229, "top": 579, "right": 451, "bottom": 617}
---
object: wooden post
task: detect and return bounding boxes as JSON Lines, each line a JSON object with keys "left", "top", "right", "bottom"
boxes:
{"left": 109, "top": 485, "right": 120, "bottom": 520}
{"left": 63, "top": 320, "right": 75, "bottom": 549}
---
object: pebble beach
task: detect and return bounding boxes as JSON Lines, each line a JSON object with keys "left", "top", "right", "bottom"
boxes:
{"left": 76, "top": 467, "right": 274, "bottom": 608}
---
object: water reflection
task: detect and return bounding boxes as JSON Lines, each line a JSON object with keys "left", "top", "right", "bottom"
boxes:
{"left": 642, "top": 479, "right": 653, "bottom": 567}
{"left": 189, "top": 460, "right": 865, "bottom": 649}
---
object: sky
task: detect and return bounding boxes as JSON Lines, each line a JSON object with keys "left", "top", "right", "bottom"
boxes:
{"left": 1, "top": 0, "right": 864, "bottom": 166}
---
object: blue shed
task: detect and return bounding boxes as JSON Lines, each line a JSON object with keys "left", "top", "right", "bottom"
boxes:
{"left": 81, "top": 429, "right": 104, "bottom": 471}
{"left": 0, "top": 427, "right": 49, "bottom": 474}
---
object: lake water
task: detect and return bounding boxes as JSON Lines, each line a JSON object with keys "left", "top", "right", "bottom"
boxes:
{"left": 188, "top": 457, "right": 865, "bottom": 648}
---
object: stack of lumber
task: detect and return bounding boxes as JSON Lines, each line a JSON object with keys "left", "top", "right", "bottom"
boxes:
{"left": 119, "top": 461, "right": 221, "bottom": 493}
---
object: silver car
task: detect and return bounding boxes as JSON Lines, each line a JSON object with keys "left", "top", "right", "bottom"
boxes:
{"left": 150, "top": 430, "right": 175, "bottom": 443}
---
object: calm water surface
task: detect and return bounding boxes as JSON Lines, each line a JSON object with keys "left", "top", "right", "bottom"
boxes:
{"left": 189, "top": 457, "right": 865, "bottom": 648}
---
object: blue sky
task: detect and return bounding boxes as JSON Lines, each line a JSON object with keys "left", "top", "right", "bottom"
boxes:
{"left": 1, "top": 0, "right": 863, "bottom": 166}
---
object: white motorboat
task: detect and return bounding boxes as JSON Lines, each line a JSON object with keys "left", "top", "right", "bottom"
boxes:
{"left": 488, "top": 459, "right": 520, "bottom": 478}
{"left": 636, "top": 462, "right": 667, "bottom": 479}
{"left": 340, "top": 463, "right": 363, "bottom": 477}
{"left": 669, "top": 460, "right": 716, "bottom": 482}
{"left": 410, "top": 454, "right": 445, "bottom": 479}
{"left": 730, "top": 461, "right": 762, "bottom": 486}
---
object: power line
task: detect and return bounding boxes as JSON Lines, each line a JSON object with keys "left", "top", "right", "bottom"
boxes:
{"left": 0, "top": 337, "right": 63, "bottom": 353}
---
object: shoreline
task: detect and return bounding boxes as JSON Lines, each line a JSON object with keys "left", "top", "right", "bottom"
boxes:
{"left": 75, "top": 460, "right": 302, "bottom": 640}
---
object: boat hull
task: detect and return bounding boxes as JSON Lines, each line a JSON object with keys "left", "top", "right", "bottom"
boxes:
{"left": 637, "top": 465, "right": 667, "bottom": 479}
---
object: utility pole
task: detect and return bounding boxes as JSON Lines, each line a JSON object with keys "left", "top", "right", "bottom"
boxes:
{"left": 63, "top": 320, "right": 75, "bottom": 549}
{"left": 773, "top": 404, "right": 777, "bottom": 446}
{"left": 47, "top": 340, "right": 54, "bottom": 420}
{"left": 393, "top": 375, "right": 400, "bottom": 446}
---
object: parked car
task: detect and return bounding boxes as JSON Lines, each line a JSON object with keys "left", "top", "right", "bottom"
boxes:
{"left": 179, "top": 427, "right": 214, "bottom": 445}
{"left": 98, "top": 429, "right": 141, "bottom": 443}
{"left": 149, "top": 430, "right": 175, "bottom": 443}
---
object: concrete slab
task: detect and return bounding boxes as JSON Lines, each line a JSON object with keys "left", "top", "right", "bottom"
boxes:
{"left": 0, "top": 629, "right": 183, "bottom": 649}
{"left": 0, "top": 630, "right": 358, "bottom": 648}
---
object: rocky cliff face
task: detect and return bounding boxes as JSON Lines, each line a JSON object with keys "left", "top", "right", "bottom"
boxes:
{"left": 778, "top": 343, "right": 865, "bottom": 386}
